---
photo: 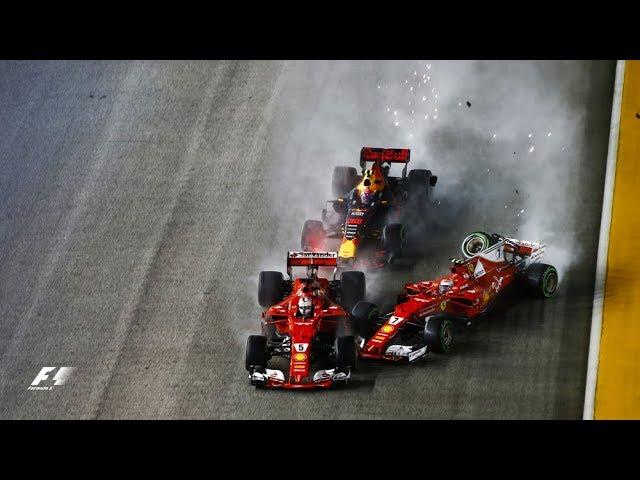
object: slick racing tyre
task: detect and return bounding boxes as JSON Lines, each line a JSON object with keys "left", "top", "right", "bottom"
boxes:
{"left": 523, "top": 263, "right": 558, "bottom": 298}
{"left": 301, "top": 219, "right": 325, "bottom": 251}
{"left": 245, "top": 335, "right": 268, "bottom": 371}
{"left": 408, "top": 169, "right": 435, "bottom": 203}
{"left": 335, "top": 335, "right": 358, "bottom": 371}
{"left": 382, "top": 223, "right": 404, "bottom": 260}
{"left": 423, "top": 314, "right": 454, "bottom": 354}
{"left": 258, "top": 271, "right": 285, "bottom": 308}
{"left": 461, "top": 231, "right": 492, "bottom": 258}
{"left": 350, "top": 301, "right": 379, "bottom": 338}
{"left": 340, "top": 271, "right": 366, "bottom": 312}
{"left": 332, "top": 166, "right": 359, "bottom": 197}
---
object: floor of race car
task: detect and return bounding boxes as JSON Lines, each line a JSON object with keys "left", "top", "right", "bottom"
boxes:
{"left": 0, "top": 60, "right": 616, "bottom": 419}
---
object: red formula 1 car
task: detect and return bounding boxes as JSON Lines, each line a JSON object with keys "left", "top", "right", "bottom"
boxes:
{"left": 351, "top": 232, "right": 559, "bottom": 362}
{"left": 301, "top": 147, "right": 437, "bottom": 269}
{"left": 245, "top": 252, "right": 364, "bottom": 389}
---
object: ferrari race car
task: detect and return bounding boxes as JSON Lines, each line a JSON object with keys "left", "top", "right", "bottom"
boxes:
{"left": 301, "top": 147, "right": 438, "bottom": 269}
{"left": 245, "top": 251, "right": 364, "bottom": 389}
{"left": 352, "top": 232, "right": 559, "bottom": 362}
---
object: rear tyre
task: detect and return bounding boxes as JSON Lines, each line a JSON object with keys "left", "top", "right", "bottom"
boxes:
{"left": 340, "top": 271, "right": 366, "bottom": 312}
{"left": 423, "top": 315, "right": 454, "bottom": 354}
{"left": 301, "top": 219, "right": 325, "bottom": 251}
{"left": 461, "top": 231, "right": 491, "bottom": 258}
{"left": 258, "top": 271, "right": 285, "bottom": 308}
{"left": 524, "top": 263, "right": 558, "bottom": 298}
{"left": 350, "top": 301, "right": 379, "bottom": 338}
{"left": 335, "top": 335, "right": 357, "bottom": 371}
{"left": 382, "top": 223, "right": 404, "bottom": 260}
{"left": 408, "top": 169, "right": 433, "bottom": 204}
{"left": 245, "top": 335, "right": 268, "bottom": 371}
{"left": 332, "top": 166, "right": 359, "bottom": 197}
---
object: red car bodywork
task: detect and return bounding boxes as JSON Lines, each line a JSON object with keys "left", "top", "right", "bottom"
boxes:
{"left": 360, "top": 237, "right": 545, "bottom": 362}
{"left": 259, "top": 253, "right": 351, "bottom": 389}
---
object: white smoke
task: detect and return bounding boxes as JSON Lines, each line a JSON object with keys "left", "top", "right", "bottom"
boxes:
{"left": 260, "top": 60, "right": 605, "bottom": 290}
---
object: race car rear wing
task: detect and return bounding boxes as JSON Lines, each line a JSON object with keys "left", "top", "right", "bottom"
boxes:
{"left": 360, "top": 147, "right": 410, "bottom": 174}
{"left": 287, "top": 251, "right": 338, "bottom": 278}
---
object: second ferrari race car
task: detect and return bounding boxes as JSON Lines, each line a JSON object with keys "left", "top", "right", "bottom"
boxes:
{"left": 301, "top": 147, "right": 438, "bottom": 269}
{"left": 351, "top": 232, "right": 559, "bottom": 362}
{"left": 245, "top": 251, "right": 364, "bottom": 389}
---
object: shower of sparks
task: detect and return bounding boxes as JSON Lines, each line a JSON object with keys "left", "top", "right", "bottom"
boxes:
{"left": 395, "top": 121, "right": 399, "bottom": 127}
{"left": 529, "top": 146, "right": 535, "bottom": 153}
{"left": 547, "top": 132, "right": 552, "bottom": 137}
{"left": 393, "top": 110, "right": 398, "bottom": 116}
{"left": 492, "top": 133, "right": 497, "bottom": 139}
{"left": 528, "top": 133, "right": 532, "bottom": 138}
{"left": 458, "top": 102, "right": 462, "bottom": 106}
{"left": 433, "top": 115, "right": 437, "bottom": 120}
{"left": 422, "top": 96, "right": 426, "bottom": 101}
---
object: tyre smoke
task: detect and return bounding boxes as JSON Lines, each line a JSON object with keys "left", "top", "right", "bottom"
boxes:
{"left": 254, "top": 60, "right": 613, "bottom": 312}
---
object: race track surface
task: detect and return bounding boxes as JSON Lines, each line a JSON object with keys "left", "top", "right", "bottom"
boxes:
{"left": 0, "top": 60, "right": 616, "bottom": 419}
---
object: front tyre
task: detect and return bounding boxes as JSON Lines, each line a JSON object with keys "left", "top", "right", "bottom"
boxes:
{"left": 335, "top": 335, "right": 358, "bottom": 372}
{"left": 423, "top": 315, "right": 454, "bottom": 354}
{"left": 350, "top": 301, "right": 379, "bottom": 338}
{"left": 524, "top": 263, "right": 558, "bottom": 298}
{"left": 245, "top": 335, "right": 268, "bottom": 371}
{"left": 461, "top": 231, "right": 492, "bottom": 258}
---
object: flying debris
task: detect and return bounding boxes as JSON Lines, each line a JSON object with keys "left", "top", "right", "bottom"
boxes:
{"left": 466, "top": 101, "right": 471, "bottom": 107}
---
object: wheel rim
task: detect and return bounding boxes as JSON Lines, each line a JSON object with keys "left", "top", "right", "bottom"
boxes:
{"left": 441, "top": 322, "right": 453, "bottom": 349}
{"left": 467, "top": 238, "right": 485, "bottom": 255}
{"left": 543, "top": 269, "right": 558, "bottom": 296}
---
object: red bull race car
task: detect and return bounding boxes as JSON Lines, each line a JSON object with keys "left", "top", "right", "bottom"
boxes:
{"left": 245, "top": 252, "right": 364, "bottom": 389}
{"left": 351, "top": 232, "right": 559, "bottom": 362}
{"left": 301, "top": 147, "right": 437, "bottom": 269}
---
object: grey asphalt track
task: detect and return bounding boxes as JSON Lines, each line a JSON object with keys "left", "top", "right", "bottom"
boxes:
{"left": 0, "top": 60, "right": 616, "bottom": 419}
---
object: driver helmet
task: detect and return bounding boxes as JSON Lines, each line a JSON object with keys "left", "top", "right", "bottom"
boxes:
{"left": 297, "top": 296, "right": 314, "bottom": 318}
{"left": 438, "top": 278, "right": 454, "bottom": 295}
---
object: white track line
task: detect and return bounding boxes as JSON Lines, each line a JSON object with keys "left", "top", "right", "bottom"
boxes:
{"left": 583, "top": 60, "right": 626, "bottom": 420}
